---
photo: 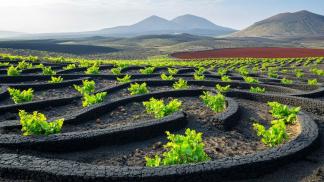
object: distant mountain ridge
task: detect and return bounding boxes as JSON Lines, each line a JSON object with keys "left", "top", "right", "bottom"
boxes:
{"left": 94, "top": 14, "right": 236, "bottom": 37}
{"left": 0, "top": 31, "right": 26, "bottom": 39}
{"left": 0, "top": 14, "right": 236, "bottom": 39}
{"left": 232, "top": 10, "right": 324, "bottom": 38}
{"left": 2, "top": 11, "right": 324, "bottom": 39}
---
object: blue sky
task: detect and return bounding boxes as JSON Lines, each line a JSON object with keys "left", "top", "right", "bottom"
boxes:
{"left": 0, "top": 0, "right": 323, "bottom": 33}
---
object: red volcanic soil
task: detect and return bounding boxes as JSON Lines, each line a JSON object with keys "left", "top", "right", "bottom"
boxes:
{"left": 171, "top": 47, "right": 324, "bottom": 59}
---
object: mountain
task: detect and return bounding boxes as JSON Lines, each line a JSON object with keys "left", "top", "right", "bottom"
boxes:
{"left": 0, "top": 31, "right": 26, "bottom": 39}
{"left": 92, "top": 15, "right": 236, "bottom": 37}
{"left": 232, "top": 10, "right": 324, "bottom": 38}
{"left": 95, "top": 15, "right": 182, "bottom": 36}
{"left": 172, "top": 14, "right": 234, "bottom": 31}
{"left": 170, "top": 14, "right": 236, "bottom": 36}
{"left": 2, "top": 15, "right": 235, "bottom": 39}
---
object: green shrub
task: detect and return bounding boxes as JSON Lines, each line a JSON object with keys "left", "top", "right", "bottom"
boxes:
{"left": 243, "top": 76, "right": 259, "bottom": 84}
{"left": 17, "top": 60, "right": 33, "bottom": 70}
{"left": 48, "top": 76, "right": 63, "bottom": 83}
{"left": 140, "top": 67, "right": 155, "bottom": 74}
{"left": 168, "top": 68, "right": 178, "bottom": 75}
{"left": 8, "top": 88, "right": 34, "bottom": 104}
{"left": 217, "top": 68, "right": 227, "bottom": 76}
{"left": 194, "top": 72, "right": 205, "bottom": 80}
{"left": 250, "top": 86, "right": 266, "bottom": 93}
{"left": 281, "top": 69, "right": 288, "bottom": 74}
{"left": 281, "top": 78, "right": 293, "bottom": 84}
{"left": 111, "top": 67, "right": 122, "bottom": 75}
{"left": 143, "top": 98, "right": 182, "bottom": 119}
{"left": 261, "top": 63, "right": 269, "bottom": 71}
{"left": 85, "top": 64, "right": 100, "bottom": 75}
{"left": 79, "top": 61, "right": 92, "bottom": 68}
{"left": 161, "top": 73, "right": 174, "bottom": 80}
{"left": 42, "top": 66, "right": 56, "bottom": 75}
{"left": 63, "top": 64, "right": 76, "bottom": 70}
{"left": 215, "top": 84, "right": 231, "bottom": 93}
{"left": 0, "top": 62, "right": 9, "bottom": 66}
{"left": 26, "top": 56, "right": 38, "bottom": 62}
{"left": 7, "top": 66, "right": 21, "bottom": 76}
{"left": 313, "top": 69, "right": 324, "bottom": 76}
{"left": 19, "top": 110, "right": 64, "bottom": 136}
{"left": 82, "top": 92, "right": 107, "bottom": 107}
{"left": 252, "top": 66, "right": 259, "bottom": 73}
{"left": 117, "top": 74, "right": 131, "bottom": 83}
{"left": 308, "top": 79, "right": 318, "bottom": 85}
{"left": 295, "top": 69, "right": 304, "bottom": 78}
{"left": 193, "top": 67, "right": 206, "bottom": 80}
{"left": 196, "top": 67, "right": 206, "bottom": 75}
{"left": 253, "top": 119, "right": 288, "bottom": 147}
{"left": 128, "top": 82, "right": 149, "bottom": 95}
{"left": 173, "top": 78, "right": 189, "bottom": 90}
{"left": 145, "top": 129, "right": 210, "bottom": 167}
{"left": 200, "top": 91, "right": 226, "bottom": 112}
{"left": 116, "top": 63, "right": 129, "bottom": 69}
{"left": 316, "top": 58, "right": 323, "bottom": 64}
{"left": 268, "top": 102, "right": 300, "bottom": 124}
{"left": 221, "top": 75, "right": 232, "bottom": 82}
{"left": 208, "top": 65, "right": 215, "bottom": 71}
{"left": 34, "top": 64, "right": 44, "bottom": 69}
{"left": 74, "top": 80, "right": 95, "bottom": 95}
{"left": 310, "top": 68, "right": 323, "bottom": 76}
{"left": 237, "top": 67, "right": 249, "bottom": 76}
{"left": 268, "top": 71, "right": 278, "bottom": 78}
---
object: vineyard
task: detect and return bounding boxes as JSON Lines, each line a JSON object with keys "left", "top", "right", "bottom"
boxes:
{"left": 0, "top": 53, "right": 323, "bottom": 181}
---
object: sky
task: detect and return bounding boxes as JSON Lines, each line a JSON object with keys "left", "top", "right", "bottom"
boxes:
{"left": 0, "top": 0, "right": 323, "bottom": 33}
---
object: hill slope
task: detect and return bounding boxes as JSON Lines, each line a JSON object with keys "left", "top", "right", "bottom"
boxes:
{"left": 232, "top": 10, "right": 324, "bottom": 38}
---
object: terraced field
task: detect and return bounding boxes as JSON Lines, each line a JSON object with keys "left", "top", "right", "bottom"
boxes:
{"left": 0, "top": 54, "right": 323, "bottom": 181}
